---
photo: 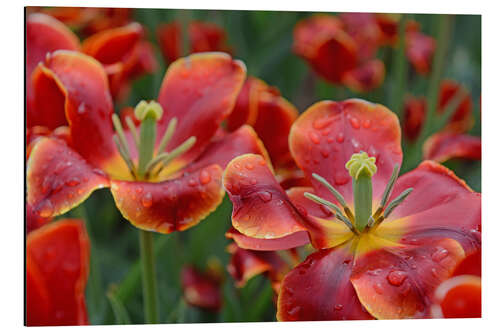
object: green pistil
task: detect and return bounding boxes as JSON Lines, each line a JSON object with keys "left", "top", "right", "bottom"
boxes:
{"left": 304, "top": 152, "right": 414, "bottom": 234}
{"left": 111, "top": 100, "right": 196, "bottom": 181}
{"left": 346, "top": 152, "right": 377, "bottom": 231}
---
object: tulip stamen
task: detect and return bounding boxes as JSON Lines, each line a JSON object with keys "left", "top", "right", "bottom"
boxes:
{"left": 111, "top": 101, "right": 195, "bottom": 181}
{"left": 304, "top": 192, "right": 358, "bottom": 234}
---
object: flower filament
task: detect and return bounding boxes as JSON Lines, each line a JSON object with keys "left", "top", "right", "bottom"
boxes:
{"left": 305, "top": 152, "right": 413, "bottom": 234}
{"left": 112, "top": 100, "right": 196, "bottom": 181}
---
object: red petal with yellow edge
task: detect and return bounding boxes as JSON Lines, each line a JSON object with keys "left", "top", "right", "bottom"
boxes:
{"left": 432, "top": 275, "right": 481, "bottom": 318}
{"left": 31, "top": 51, "right": 128, "bottom": 176}
{"left": 380, "top": 193, "right": 481, "bottom": 255}
{"left": 182, "top": 125, "right": 270, "bottom": 174}
{"left": 26, "top": 14, "right": 80, "bottom": 129}
{"left": 406, "top": 30, "right": 435, "bottom": 75}
{"left": 339, "top": 13, "right": 381, "bottom": 61}
{"left": 289, "top": 99, "right": 402, "bottom": 205}
{"left": 27, "top": 138, "right": 110, "bottom": 219}
{"left": 293, "top": 15, "right": 343, "bottom": 60}
{"left": 82, "top": 22, "right": 143, "bottom": 67}
{"left": 181, "top": 266, "right": 222, "bottom": 311}
{"left": 251, "top": 88, "right": 299, "bottom": 168}
{"left": 226, "top": 77, "right": 266, "bottom": 131}
{"left": 27, "top": 126, "right": 72, "bottom": 159}
{"left": 156, "top": 52, "right": 246, "bottom": 168}
{"left": 226, "top": 227, "right": 309, "bottom": 251}
{"left": 223, "top": 154, "right": 307, "bottom": 239}
{"left": 423, "top": 132, "right": 481, "bottom": 163}
{"left": 403, "top": 95, "right": 427, "bottom": 141}
{"left": 375, "top": 14, "right": 399, "bottom": 46}
{"left": 110, "top": 164, "right": 224, "bottom": 233}
{"left": 387, "top": 160, "right": 474, "bottom": 219}
{"left": 342, "top": 59, "right": 385, "bottom": 93}
{"left": 351, "top": 238, "right": 465, "bottom": 319}
{"left": 277, "top": 241, "right": 373, "bottom": 321}
{"left": 438, "top": 80, "right": 474, "bottom": 132}
{"left": 26, "top": 219, "right": 89, "bottom": 326}
{"left": 286, "top": 186, "right": 353, "bottom": 250}
{"left": 227, "top": 243, "right": 276, "bottom": 287}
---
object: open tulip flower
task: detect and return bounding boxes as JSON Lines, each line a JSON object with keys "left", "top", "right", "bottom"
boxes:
{"left": 26, "top": 219, "right": 90, "bottom": 326}
{"left": 293, "top": 15, "right": 385, "bottom": 93}
{"left": 222, "top": 99, "right": 481, "bottom": 320}
{"left": 27, "top": 50, "right": 268, "bottom": 234}
{"left": 157, "top": 21, "right": 232, "bottom": 64}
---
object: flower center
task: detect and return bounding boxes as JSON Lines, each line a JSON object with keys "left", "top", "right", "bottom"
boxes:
{"left": 112, "top": 100, "right": 196, "bottom": 181}
{"left": 304, "top": 152, "right": 413, "bottom": 234}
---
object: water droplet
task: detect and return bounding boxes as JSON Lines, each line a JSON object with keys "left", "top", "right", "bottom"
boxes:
{"left": 320, "top": 148, "right": 330, "bottom": 158}
{"left": 336, "top": 133, "right": 345, "bottom": 143}
{"left": 350, "top": 117, "right": 360, "bottom": 129}
{"left": 245, "top": 163, "right": 255, "bottom": 170}
{"left": 287, "top": 305, "right": 301, "bottom": 317}
{"left": 199, "top": 170, "right": 211, "bottom": 185}
{"left": 135, "top": 186, "right": 143, "bottom": 194}
{"left": 373, "top": 282, "right": 384, "bottom": 294}
{"left": 308, "top": 131, "right": 320, "bottom": 144}
{"left": 431, "top": 268, "right": 439, "bottom": 278}
{"left": 313, "top": 117, "right": 333, "bottom": 130}
{"left": 386, "top": 270, "right": 408, "bottom": 286}
{"left": 259, "top": 159, "right": 266, "bottom": 166}
{"left": 141, "top": 192, "right": 153, "bottom": 208}
{"left": 362, "top": 119, "right": 372, "bottom": 128}
{"left": 250, "top": 178, "right": 257, "bottom": 185}
{"left": 334, "top": 304, "right": 344, "bottom": 311}
{"left": 321, "top": 128, "right": 331, "bottom": 136}
{"left": 258, "top": 191, "right": 272, "bottom": 202}
{"left": 351, "top": 138, "right": 362, "bottom": 152}
{"left": 65, "top": 177, "right": 80, "bottom": 186}
{"left": 93, "top": 168, "right": 106, "bottom": 177}
{"left": 188, "top": 179, "right": 197, "bottom": 187}
{"left": 38, "top": 200, "right": 53, "bottom": 218}
{"left": 367, "top": 268, "right": 382, "bottom": 276}
{"left": 78, "top": 103, "right": 86, "bottom": 114}
{"left": 327, "top": 137, "right": 335, "bottom": 143}
{"left": 431, "top": 248, "right": 449, "bottom": 262}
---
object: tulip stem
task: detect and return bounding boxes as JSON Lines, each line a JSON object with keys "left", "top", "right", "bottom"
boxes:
{"left": 139, "top": 230, "right": 159, "bottom": 324}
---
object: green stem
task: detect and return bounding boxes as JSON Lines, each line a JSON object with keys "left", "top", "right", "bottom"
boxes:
{"left": 139, "top": 230, "right": 159, "bottom": 324}
{"left": 137, "top": 115, "right": 157, "bottom": 178}
{"left": 391, "top": 14, "right": 408, "bottom": 117}
{"left": 353, "top": 173, "right": 372, "bottom": 232}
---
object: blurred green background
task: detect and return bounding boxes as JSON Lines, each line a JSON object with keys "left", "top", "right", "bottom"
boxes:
{"left": 59, "top": 8, "right": 480, "bottom": 324}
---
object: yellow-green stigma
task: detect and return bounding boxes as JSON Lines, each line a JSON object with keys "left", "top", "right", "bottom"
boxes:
{"left": 112, "top": 100, "right": 196, "bottom": 181}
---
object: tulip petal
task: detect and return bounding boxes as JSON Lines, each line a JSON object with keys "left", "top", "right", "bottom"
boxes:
{"left": 26, "top": 203, "right": 50, "bottom": 234}
{"left": 293, "top": 15, "right": 358, "bottom": 83}
{"left": 223, "top": 154, "right": 307, "bottom": 239}
{"left": 432, "top": 275, "right": 481, "bottom": 318}
{"left": 438, "top": 80, "right": 474, "bottom": 132}
{"left": 26, "top": 13, "right": 80, "bottom": 129}
{"left": 403, "top": 95, "right": 427, "bottom": 141}
{"left": 181, "top": 266, "right": 222, "bottom": 311}
{"left": 423, "top": 132, "right": 481, "bottom": 163}
{"left": 277, "top": 241, "right": 372, "bottom": 321}
{"left": 289, "top": 99, "right": 402, "bottom": 204}
{"left": 453, "top": 250, "right": 481, "bottom": 277}
{"left": 351, "top": 238, "right": 465, "bottom": 319}
{"left": 26, "top": 219, "right": 89, "bottom": 326}
{"left": 342, "top": 59, "right": 385, "bottom": 93}
{"left": 27, "top": 138, "right": 109, "bottom": 219}
{"left": 406, "top": 30, "right": 435, "bottom": 75}
{"left": 387, "top": 160, "right": 474, "bottom": 219}
{"left": 179, "top": 125, "right": 270, "bottom": 175}
{"left": 156, "top": 52, "right": 246, "bottom": 169}
{"left": 226, "top": 227, "right": 309, "bottom": 251}
{"left": 31, "top": 50, "right": 130, "bottom": 178}
{"left": 110, "top": 164, "right": 224, "bottom": 233}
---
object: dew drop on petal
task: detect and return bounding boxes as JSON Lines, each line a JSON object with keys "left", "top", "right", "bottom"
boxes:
{"left": 336, "top": 133, "right": 345, "bottom": 143}
{"left": 199, "top": 170, "right": 211, "bottom": 185}
{"left": 431, "top": 248, "right": 449, "bottom": 262}
{"left": 38, "top": 200, "right": 53, "bottom": 218}
{"left": 362, "top": 119, "right": 372, "bottom": 128}
{"left": 287, "top": 305, "right": 301, "bottom": 317}
{"left": 308, "top": 131, "right": 320, "bottom": 145}
{"left": 188, "top": 179, "right": 197, "bottom": 187}
{"left": 65, "top": 177, "right": 80, "bottom": 186}
{"left": 350, "top": 117, "right": 360, "bottom": 129}
{"left": 141, "top": 192, "right": 153, "bottom": 208}
{"left": 313, "top": 117, "right": 333, "bottom": 130}
{"left": 258, "top": 191, "right": 272, "bottom": 203}
{"left": 250, "top": 178, "right": 257, "bottom": 185}
{"left": 373, "top": 282, "right": 384, "bottom": 295}
{"left": 320, "top": 148, "right": 330, "bottom": 158}
{"left": 334, "top": 171, "right": 349, "bottom": 185}
{"left": 334, "top": 304, "right": 344, "bottom": 311}
{"left": 386, "top": 270, "right": 408, "bottom": 286}
{"left": 245, "top": 163, "right": 255, "bottom": 170}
